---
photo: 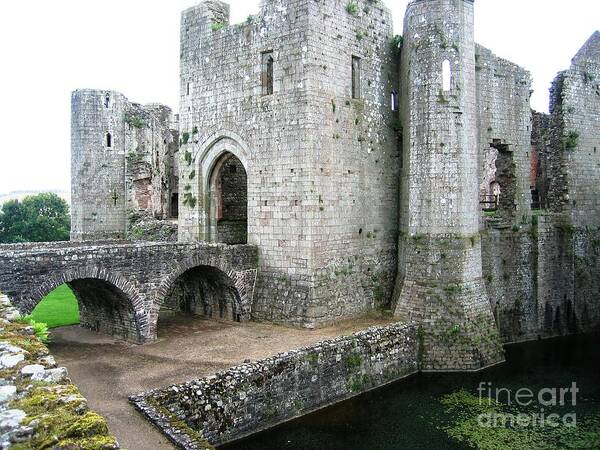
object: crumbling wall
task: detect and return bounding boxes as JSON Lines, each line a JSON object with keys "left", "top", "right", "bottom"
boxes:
{"left": 475, "top": 45, "right": 532, "bottom": 223}
{"left": 531, "top": 111, "right": 551, "bottom": 209}
{"left": 71, "top": 90, "right": 178, "bottom": 242}
{"left": 0, "top": 294, "right": 120, "bottom": 449}
{"left": 545, "top": 32, "right": 600, "bottom": 227}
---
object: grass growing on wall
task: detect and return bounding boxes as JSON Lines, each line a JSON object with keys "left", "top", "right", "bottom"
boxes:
{"left": 30, "top": 284, "right": 80, "bottom": 329}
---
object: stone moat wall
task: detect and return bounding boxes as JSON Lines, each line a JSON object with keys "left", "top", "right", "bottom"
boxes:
{"left": 131, "top": 322, "right": 418, "bottom": 448}
{"left": 482, "top": 214, "right": 600, "bottom": 344}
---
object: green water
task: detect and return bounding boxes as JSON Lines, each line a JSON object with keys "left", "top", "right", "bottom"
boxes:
{"left": 224, "top": 333, "right": 600, "bottom": 450}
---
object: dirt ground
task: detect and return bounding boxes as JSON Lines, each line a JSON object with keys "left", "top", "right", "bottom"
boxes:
{"left": 48, "top": 313, "right": 394, "bottom": 450}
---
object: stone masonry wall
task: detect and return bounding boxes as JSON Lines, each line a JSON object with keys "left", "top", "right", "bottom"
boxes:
{"left": 545, "top": 32, "right": 600, "bottom": 227}
{"left": 178, "top": 0, "right": 400, "bottom": 327}
{"left": 71, "top": 90, "right": 178, "bottom": 242}
{"left": 475, "top": 44, "right": 532, "bottom": 223}
{"left": 531, "top": 111, "right": 551, "bottom": 209}
{"left": 131, "top": 322, "right": 418, "bottom": 448}
{"left": 482, "top": 214, "right": 600, "bottom": 344}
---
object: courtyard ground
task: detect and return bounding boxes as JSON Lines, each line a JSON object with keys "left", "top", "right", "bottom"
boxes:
{"left": 48, "top": 313, "right": 394, "bottom": 450}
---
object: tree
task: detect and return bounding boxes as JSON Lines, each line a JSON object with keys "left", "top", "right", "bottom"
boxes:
{"left": 0, "top": 193, "right": 70, "bottom": 243}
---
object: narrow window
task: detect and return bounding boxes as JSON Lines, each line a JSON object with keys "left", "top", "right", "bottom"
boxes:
{"left": 442, "top": 60, "right": 451, "bottom": 92}
{"left": 391, "top": 91, "right": 399, "bottom": 111}
{"left": 170, "top": 193, "right": 179, "bottom": 218}
{"left": 106, "top": 132, "right": 112, "bottom": 148}
{"left": 352, "top": 56, "right": 361, "bottom": 99}
{"left": 186, "top": 82, "right": 190, "bottom": 96}
{"left": 104, "top": 93, "right": 110, "bottom": 108}
{"left": 262, "top": 51, "right": 274, "bottom": 95}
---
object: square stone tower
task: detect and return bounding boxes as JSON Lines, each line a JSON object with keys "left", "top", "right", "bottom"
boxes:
{"left": 178, "top": 0, "right": 401, "bottom": 326}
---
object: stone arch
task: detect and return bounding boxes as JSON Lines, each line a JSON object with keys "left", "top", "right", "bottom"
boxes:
{"left": 150, "top": 256, "right": 253, "bottom": 339}
{"left": 207, "top": 153, "right": 248, "bottom": 244}
{"left": 194, "top": 132, "right": 251, "bottom": 242}
{"left": 23, "top": 267, "right": 144, "bottom": 343}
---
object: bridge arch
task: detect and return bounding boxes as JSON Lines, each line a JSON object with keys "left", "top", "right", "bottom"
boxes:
{"left": 21, "top": 267, "right": 144, "bottom": 343}
{"left": 150, "top": 256, "right": 249, "bottom": 340}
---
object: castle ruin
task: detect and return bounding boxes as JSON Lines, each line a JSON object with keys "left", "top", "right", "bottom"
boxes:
{"left": 68, "top": 0, "right": 600, "bottom": 370}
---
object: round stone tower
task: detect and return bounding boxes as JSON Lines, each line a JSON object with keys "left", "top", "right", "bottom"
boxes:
{"left": 71, "top": 89, "right": 128, "bottom": 241}
{"left": 393, "top": 0, "right": 504, "bottom": 370}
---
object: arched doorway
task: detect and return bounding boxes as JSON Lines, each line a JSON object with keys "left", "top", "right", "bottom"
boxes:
{"left": 158, "top": 265, "right": 242, "bottom": 337}
{"left": 208, "top": 152, "right": 248, "bottom": 244}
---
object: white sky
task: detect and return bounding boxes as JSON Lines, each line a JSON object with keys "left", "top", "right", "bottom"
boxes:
{"left": 0, "top": 0, "right": 597, "bottom": 195}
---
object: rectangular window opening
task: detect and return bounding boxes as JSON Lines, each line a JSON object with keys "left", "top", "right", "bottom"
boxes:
{"left": 352, "top": 56, "right": 361, "bottom": 99}
{"left": 261, "top": 51, "right": 274, "bottom": 96}
{"left": 391, "top": 91, "right": 399, "bottom": 111}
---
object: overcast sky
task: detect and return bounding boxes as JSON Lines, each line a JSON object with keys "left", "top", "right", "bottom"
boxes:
{"left": 0, "top": 0, "right": 597, "bottom": 195}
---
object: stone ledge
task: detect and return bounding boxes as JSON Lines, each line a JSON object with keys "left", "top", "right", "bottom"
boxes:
{"left": 0, "top": 294, "right": 120, "bottom": 450}
{"left": 131, "top": 322, "right": 418, "bottom": 448}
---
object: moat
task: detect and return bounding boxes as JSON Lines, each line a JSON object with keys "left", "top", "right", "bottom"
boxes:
{"left": 224, "top": 333, "right": 600, "bottom": 450}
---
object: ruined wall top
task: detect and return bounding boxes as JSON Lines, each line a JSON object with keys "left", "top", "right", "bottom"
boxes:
{"left": 572, "top": 31, "right": 600, "bottom": 67}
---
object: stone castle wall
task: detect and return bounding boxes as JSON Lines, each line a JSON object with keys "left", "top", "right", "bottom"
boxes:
{"left": 545, "top": 32, "right": 600, "bottom": 228}
{"left": 482, "top": 214, "right": 600, "bottom": 344}
{"left": 393, "top": 0, "right": 503, "bottom": 371}
{"left": 65, "top": 0, "right": 600, "bottom": 371}
{"left": 131, "top": 322, "right": 418, "bottom": 448}
{"left": 475, "top": 44, "right": 532, "bottom": 222}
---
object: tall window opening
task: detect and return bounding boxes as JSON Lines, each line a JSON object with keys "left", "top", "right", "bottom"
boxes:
{"left": 262, "top": 51, "right": 274, "bottom": 96}
{"left": 209, "top": 153, "right": 248, "bottom": 244}
{"left": 352, "top": 56, "right": 361, "bottom": 99}
{"left": 106, "top": 133, "right": 112, "bottom": 148}
{"left": 170, "top": 193, "right": 179, "bottom": 218}
{"left": 104, "top": 93, "right": 110, "bottom": 108}
{"left": 391, "top": 91, "right": 399, "bottom": 111}
{"left": 442, "top": 59, "right": 452, "bottom": 92}
{"left": 186, "top": 82, "right": 190, "bottom": 96}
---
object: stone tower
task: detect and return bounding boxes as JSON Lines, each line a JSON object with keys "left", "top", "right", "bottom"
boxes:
{"left": 71, "top": 89, "right": 179, "bottom": 241}
{"left": 178, "top": 0, "right": 400, "bottom": 327}
{"left": 393, "top": 0, "right": 503, "bottom": 370}
{"left": 71, "top": 90, "right": 129, "bottom": 241}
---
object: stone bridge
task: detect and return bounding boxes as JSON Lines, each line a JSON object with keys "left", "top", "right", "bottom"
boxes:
{"left": 0, "top": 241, "right": 258, "bottom": 343}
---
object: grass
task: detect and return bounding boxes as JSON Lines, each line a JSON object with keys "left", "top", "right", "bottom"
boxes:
{"left": 30, "top": 284, "right": 80, "bottom": 329}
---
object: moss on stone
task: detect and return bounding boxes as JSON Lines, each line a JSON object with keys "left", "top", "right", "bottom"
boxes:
{"left": 0, "top": 311, "right": 120, "bottom": 450}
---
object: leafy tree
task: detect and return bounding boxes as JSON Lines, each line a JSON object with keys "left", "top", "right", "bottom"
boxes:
{"left": 0, "top": 193, "right": 70, "bottom": 243}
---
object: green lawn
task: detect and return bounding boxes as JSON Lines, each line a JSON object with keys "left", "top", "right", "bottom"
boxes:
{"left": 30, "top": 284, "right": 80, "bottom": 328}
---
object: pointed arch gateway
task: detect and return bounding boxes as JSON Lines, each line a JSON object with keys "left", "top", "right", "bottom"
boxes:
{"left": 195, "top": 132, "right": 251, "bottom": 244}
{"left": 208, "top": 153, "right": 247, "bottom": 244}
